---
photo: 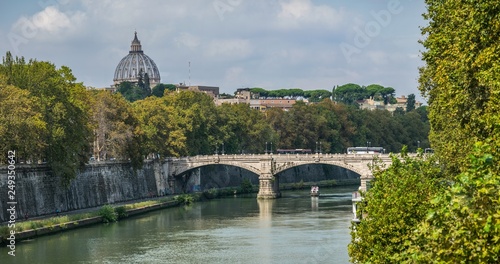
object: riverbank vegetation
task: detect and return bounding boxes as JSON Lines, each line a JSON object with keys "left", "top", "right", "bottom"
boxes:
{"left": 349, "top": 1, "right": 500, "bottom": 262}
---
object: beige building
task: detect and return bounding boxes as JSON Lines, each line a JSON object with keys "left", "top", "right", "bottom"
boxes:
{"left": 358, "top": 95, "right": 422, "bottom": 112}
{"left": 215, "top": 88, "right": 298, "bottom": 111}
{"left": 175, "top": 84, "right": 220, "bottom": 99}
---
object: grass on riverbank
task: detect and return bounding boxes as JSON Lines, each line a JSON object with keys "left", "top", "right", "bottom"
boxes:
{"left": 0, "top": 197, "right": 174, "bottom": 239}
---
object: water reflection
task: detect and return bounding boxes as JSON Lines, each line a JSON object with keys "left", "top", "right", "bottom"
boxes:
{"left": 311, "top": 197, "right": 319, "bottom": 211}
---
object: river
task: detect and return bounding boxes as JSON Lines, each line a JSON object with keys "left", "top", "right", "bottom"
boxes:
{"left": 2, "top": 186, "right": 356, "bottom": 264}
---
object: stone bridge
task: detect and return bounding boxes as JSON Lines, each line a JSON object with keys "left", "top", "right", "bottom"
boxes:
{"left": 165, "top": 153, "right": 394, "bottom": 199}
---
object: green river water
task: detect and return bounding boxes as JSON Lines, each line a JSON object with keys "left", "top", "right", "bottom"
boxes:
{"left": 1, "top": 186, "right": 356, "bottom": 264}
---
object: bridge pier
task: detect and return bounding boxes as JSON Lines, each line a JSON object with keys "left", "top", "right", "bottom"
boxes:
{"left": 257, "top": 157, "right": 281, "bottom": 199}
{"left": 257, "top": 173, "right": 281, "bottom": 199}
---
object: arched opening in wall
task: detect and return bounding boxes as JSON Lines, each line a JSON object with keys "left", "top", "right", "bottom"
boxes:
{"left": 276, "top": 163, "right": 361, "bottom": 191}
{"left": 173, "top": 164, "right": 259, "bottom": 194}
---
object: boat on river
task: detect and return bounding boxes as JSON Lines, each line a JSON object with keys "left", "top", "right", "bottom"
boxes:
{"left": 310, "top": 186, "right": 320, "bottom": 197}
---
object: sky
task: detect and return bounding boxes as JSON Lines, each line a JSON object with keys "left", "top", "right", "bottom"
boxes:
{"left": 0, "top": 0, "right": 428, "bottom": 102}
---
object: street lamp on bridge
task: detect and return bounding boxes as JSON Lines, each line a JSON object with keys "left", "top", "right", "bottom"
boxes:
{"left": 222, "top": 142, "right": 225, "bottom": 155}
{"left": 316, "top": 141, "right": 323, "bottom": 155}
{"left": 265, "top": 142, "right": 268, "bottom": 154}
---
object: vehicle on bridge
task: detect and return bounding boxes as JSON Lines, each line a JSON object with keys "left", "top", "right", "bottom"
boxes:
{"left": 276, "top": 149, "right": 312, "bottom": 154}
{"left": 347, "top": 147, "right": 385, "bottom": 154}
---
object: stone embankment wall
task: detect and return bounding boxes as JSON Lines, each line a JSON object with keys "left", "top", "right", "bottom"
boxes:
{"left": 0, "top": 160, "right": 169, "bottom": 223}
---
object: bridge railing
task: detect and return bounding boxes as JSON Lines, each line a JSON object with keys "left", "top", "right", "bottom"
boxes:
{"left": 163, "top": 153, "right": 394, "bottom": 163}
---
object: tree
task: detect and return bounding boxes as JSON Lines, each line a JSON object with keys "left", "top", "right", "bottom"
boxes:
{"left": 90, "top": 90, "right": 143, "bottom": 167}
{"left": 133, "top": 96, "right": 187, "bottom": 157}
{"left": 151, "top": 83, "right": 176, "bottom": 97}
{"left": 406, "top": 93, "right": 416, "bottom": 112}
{"left": 162, "top": 91, "right": 219, "bottom": 155}
{"left": 0, "top": 52, "right": 92, "bottom": 183}
{"left": 409, "top": 142, "right": 500, "bottom": 263}
{"left": 333, "top": 83, "right": 364, "bottom": 105}
{"left": 217, "top": 103, "right": 274, "bottom": 154}
{"left": 0, "top": 76, "right": 46, "bottom": 163}
{"left": 348, "top": 149, "right": 444, "bottom": 263}
{"left": 116, "top": 81, "right": 148, "bottom": 102}
{"left": 419, "top": 0, "right": 500, "bottom": 175}
{"left": 393, "top": 107, "right": 405, "bottom": 116}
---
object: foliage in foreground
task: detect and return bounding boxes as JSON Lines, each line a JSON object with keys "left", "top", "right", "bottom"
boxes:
{"left": 419, "top": 0, "right": 500, "bottom": 175}
{"left": 348, "top": 148, "right": 444, "bottom": 263}
{"left": 409, "top": 142, "right": 500, "bottom": 263}
{"left": 349, "top": 143, "right": 500, "bottom": 263}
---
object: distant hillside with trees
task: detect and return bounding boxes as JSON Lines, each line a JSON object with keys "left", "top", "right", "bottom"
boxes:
{"left": 333, "top": 83, "right": 396, "bottom": 105}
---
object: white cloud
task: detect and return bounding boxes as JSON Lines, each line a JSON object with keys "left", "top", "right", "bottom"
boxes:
{"left": 0, "top": 0, "right": 426, "bottom": 102}
{"left": 11, "top": 6, "right": 85, "bottom": 40}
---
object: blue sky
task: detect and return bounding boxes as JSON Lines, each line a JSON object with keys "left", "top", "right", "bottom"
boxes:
{"left": 0, "top": 0, "right": 427, "bottom": 102}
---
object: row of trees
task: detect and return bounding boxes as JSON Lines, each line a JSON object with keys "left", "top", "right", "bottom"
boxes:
{"left": 349, "top": 0, "right": 500, "bottom": 262}
{"left": 248, "top": 87, "right": 333, "bottom": 102}
{"left": 0, "top": 52, "right": 429, "bottom": 184}
{"left": 117, "top": 81, "right": 412, "bottom": 109}
{"left": 333, "top": 83, "right": 397, "bottom": 105}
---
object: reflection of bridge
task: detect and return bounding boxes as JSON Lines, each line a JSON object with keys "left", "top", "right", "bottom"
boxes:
{"left": 166, "top": 153, "right": 393, "bottom": 199}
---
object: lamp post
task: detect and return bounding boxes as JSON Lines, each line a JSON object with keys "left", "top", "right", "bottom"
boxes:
{"left": 215, "top": 143, "right": 218, "bottom": 155}
{"left": 417, "top": 140, "right": 420, "bottom": 151}
{"left": 320, "top": 142, "right": 322, "bottom": 154}
{"left": 270, "top": 142, "right": 273, "bottom": 154}
{"left": 265, "top": 142, "right": 268, "bottom": 154}
{"left": 222, "top": 142, "right": 225, "bottom": 155}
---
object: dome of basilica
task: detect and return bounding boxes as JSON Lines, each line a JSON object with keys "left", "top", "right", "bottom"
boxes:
{"left": 113, "top": 32, "right": 160, "bottom": 87}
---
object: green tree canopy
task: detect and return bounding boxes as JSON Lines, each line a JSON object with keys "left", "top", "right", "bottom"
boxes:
{"left": 0, "top": 52, "right": 92, "bottom": 183}
{"left": 419, "top": 0, "right": 500, "bottom": 175}
{"left": 349, "top": 150, "right": 444, "bottom": 263}
{"left": 151, "top": 83, "right": 176, "bottom": 97}
{"left": 406, "top": 93, "right": 416, "bottom": 112}
{"left": 90, "top": 90, "right": 142, "bottom": 168}
{"left": 0, "top": 76, "right": 46, "bottom": 163}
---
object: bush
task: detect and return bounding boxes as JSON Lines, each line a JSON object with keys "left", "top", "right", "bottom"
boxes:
{"left": 0, "top": 226, "right": 9, "bottom": 240}
{"left": 98, "top": 205, "right": 117, "bottom": 223}
{"left": 239, "top": 178, "right": 253, "bottom": 193}
{"left": 115, "top": 206, "right": 128, "bottom": 220}
{"left": 203, "top": 188, "right": 219, "bottom": 199}
{"left": 174, "top": 194, "right": 195, "bottom": 205}
{"left": 291, "top": 179, "right": 305, "bottom": 190}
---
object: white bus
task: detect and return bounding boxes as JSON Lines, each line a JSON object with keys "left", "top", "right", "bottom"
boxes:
{"left": 347, "top": 147, "right": 385, "bottom": 154}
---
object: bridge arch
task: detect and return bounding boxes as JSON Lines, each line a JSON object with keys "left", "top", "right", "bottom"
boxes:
{"left": 172, "top": 161, "right": 261, "bottom": 177}
{"left": 273, "top": 161, "right": 366, "bottom": 178}
{"left": 171, "top": 163, "right": 260, "bottom": 194}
